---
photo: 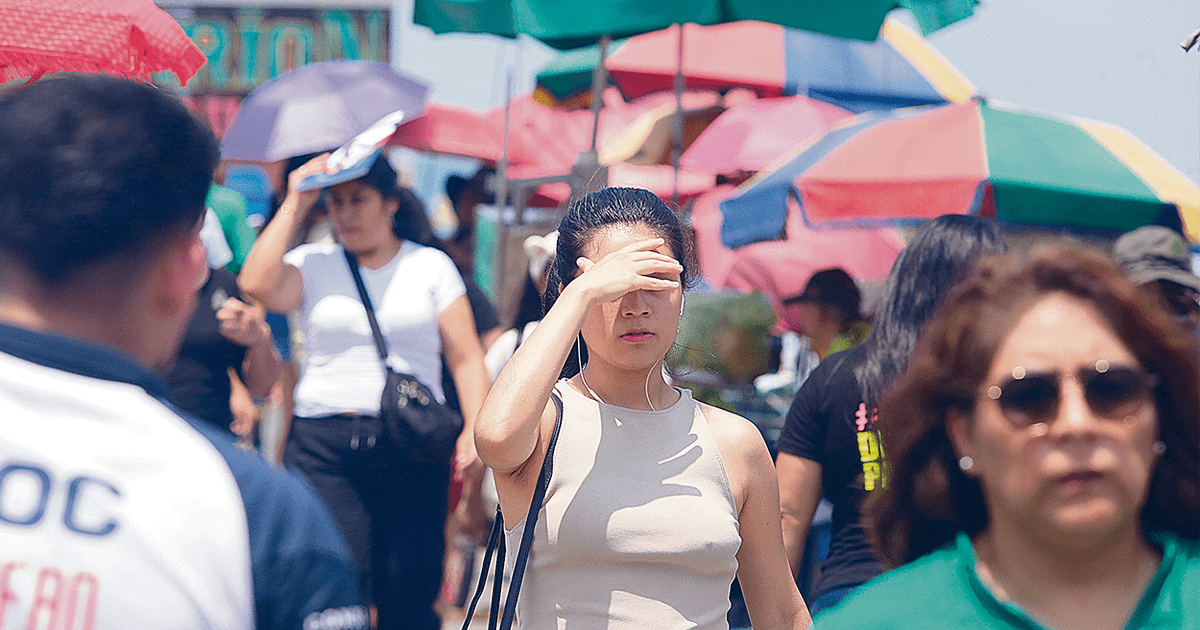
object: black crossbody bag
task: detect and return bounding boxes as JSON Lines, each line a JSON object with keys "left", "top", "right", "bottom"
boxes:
{"left": 461, "top": 392, "right": 563, "bottom": 630}
{"left": 344, "top": 248, "right": 463, "bottom": 463}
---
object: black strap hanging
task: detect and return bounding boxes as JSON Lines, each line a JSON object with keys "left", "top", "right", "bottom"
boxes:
{"left": 461, "top": 392, "right": 564, "bottom": 630}
{"left": 343, "top": 248, "right": 391, "bottom": 365}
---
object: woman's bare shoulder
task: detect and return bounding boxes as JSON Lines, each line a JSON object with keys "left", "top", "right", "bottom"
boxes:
{"left": 696, "top": 401, "right": 769, "bottom": 458}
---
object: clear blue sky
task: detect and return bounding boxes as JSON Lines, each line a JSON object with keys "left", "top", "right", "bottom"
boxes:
{"left": 391, "top": 0, "right": 1199, "bottom": 183}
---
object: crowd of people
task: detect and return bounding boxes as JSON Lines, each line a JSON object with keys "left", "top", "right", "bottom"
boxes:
{"left": 0, "top": 74, "right": 1196, "bottom": 630}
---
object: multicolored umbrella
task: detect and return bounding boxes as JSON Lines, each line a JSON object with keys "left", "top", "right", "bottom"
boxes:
{"left": 534, "top": 17, "right": 975, "bottom": 112}
{"left": 220, "top": 60, "right": 428, "bottom": 162}
{"left": 680, "top": 96, "right": 854, "bottom": 173}
{"left": 720, "top": 99, "right": 1200, "bottom": 247}
{"left": 415, "top": 0, "right": 977, "bottom": 50}
{"left": 0, "top": 0, "right": 206, "bottom": 85}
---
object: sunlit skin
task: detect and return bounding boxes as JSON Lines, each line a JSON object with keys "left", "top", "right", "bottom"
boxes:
{"left": 947, "top": 292, "right": 1164, "bottom": 630}
{"left": 574, "top": 223, "right": 683, "bottom": 404}
{"left": 325, "top": 179, "right": 401, "bottom": 263}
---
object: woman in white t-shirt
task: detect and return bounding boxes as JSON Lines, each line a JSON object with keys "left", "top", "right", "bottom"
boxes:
{"left": 240, "top": 154, "right": 489, "bottom": 630}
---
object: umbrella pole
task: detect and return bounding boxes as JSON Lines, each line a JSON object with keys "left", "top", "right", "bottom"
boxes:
{"left": 671, "top": 23, "right": 684, "bottom": 208}
{"left": 569, "top": 34, "right": 611, "bottom": 202}
{"left": 589, "top": 35, "right": 611, "bottom": 154}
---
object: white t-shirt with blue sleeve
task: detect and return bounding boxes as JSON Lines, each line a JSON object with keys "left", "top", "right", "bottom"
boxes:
{"left": 284, "top": 241, "right": 466, "bottom": 418}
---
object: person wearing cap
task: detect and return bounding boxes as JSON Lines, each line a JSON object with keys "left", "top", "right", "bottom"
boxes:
{"left": 1113, "top": 225, "right": 1200, "bottom": 333}
{"left": 781, "top": 268, "right": 871, "bottom": 361}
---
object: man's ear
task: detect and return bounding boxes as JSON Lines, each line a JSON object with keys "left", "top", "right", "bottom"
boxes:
{"left": 153, "top": 232, "right": 207, "bottom": 320}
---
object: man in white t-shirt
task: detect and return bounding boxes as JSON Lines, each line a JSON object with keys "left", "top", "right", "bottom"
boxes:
{"left": 0, "top": 74, "right": 365, "bottom": 630}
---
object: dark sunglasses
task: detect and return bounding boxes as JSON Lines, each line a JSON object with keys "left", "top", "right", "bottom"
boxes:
{"left": 984, "top": 360, "right": 1159, "bottom": 430}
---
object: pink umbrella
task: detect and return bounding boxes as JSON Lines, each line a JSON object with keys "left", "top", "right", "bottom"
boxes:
{"left": 389, "top": 102, "right": 509, "bottom": 162}
{"left": 681, "top": 96, "right": 854, "bottom": 174}
{"left": 692, "top": 184, "right": 904, "bottom": 328}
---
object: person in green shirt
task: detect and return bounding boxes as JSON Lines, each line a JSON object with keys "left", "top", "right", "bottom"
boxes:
{"left": 816, "top": 244, "right": 1199, "bottom": 630}
{"left": 206, "top": 182, "right": 257, "bottom": 274}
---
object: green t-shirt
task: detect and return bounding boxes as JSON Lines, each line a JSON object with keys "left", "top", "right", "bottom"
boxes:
{"left": 206, "top": 184, "right": 257, "bottom": 274}
{"left": 814, "top": 531, "right": 1199, "bottom": 630}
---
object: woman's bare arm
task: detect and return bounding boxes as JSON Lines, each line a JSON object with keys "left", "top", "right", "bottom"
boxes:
{"left": 704, "top": 405, "right": 812, "bottom": 630}
{"left": 439, "top": 294, "right": 490, "bottom": 472}
{"left": 238, "top": 156, "right": 326, "bottom": 313}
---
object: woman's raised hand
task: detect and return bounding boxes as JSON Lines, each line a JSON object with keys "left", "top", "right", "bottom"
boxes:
{"left": 282, "top": 153, "right": 330, "bottom": 215}
{"left": 570, "top": 237, "right": 682, "bottom": 306}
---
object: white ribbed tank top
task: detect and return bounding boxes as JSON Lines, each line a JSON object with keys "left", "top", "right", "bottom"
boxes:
{"left": 505, "top": 381, "right": 741, "bottom": 630}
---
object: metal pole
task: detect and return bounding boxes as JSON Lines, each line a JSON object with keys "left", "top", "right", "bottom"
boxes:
{"left": 589, "top": 35, "right": 611, "bottom": 154}
{"left": 671, "top": 24, "right": 684, "bottom": 208}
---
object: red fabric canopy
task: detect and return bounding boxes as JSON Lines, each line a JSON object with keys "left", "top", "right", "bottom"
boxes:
{"left": 0, "top": 0, "right": 206, "bottom": 85}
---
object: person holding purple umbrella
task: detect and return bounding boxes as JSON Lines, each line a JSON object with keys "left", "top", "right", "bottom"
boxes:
{"left": 240, "top": 151, "right": 489, "bottom": 630}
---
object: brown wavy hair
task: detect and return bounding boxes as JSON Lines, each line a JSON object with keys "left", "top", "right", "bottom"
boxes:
{"left": 867, "top": 243, "right": 1199, "bottom": 567}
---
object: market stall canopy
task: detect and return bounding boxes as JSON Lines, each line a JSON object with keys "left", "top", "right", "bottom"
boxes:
{"left": 0, "top": 0, "right": 205, "bottom": 85}
{"left": 414, "top": 0, "right": 978, "bottom": 49}
{"left": 720, "top": 99, "right": 1200, "bottom": 247}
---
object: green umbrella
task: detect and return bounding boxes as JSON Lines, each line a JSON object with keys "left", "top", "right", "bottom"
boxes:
{"left": 414, "top": 0, "right": 977, "bottom": 49}
{"left": 415, "top": 0, "right": 977, "bottom": 204}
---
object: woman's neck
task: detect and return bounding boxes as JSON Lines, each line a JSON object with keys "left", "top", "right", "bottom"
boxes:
{"left": 972, "top": 523, "right": 1161, "bottom": 630}
{"left": 576, "top": 360, "right": 678, "bottom": 411}
{"left": 351, "top": 238, "right": 403, "bottom": 270}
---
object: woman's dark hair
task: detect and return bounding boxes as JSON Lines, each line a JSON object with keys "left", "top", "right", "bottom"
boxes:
{"left": 868, "top": 244, "right": 1200, "bottom": 566}
{"left": 543, "top": 187, "right": 696, "bottom": 378}
{"left": 854, "top": 215, "right": 1008, "bottom": 408}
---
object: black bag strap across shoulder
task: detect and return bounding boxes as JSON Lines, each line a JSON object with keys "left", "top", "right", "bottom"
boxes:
{"left": 343, "top": 248, "right": 390, "bottom": 365}
{"left": 461, "top": 392, "right": 564, "bottom": 630}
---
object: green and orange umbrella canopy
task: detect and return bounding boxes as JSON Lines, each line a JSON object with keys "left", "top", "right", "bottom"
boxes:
{"left": 720, "top": 99, "right": 1200, "bottom": 248}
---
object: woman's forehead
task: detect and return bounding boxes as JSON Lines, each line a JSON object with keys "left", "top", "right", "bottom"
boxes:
{"left": 583, "top": 223, "right": 673, "bottom": 258}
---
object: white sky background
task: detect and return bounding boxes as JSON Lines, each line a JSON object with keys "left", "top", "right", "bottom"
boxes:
{"left": 390, "top": 0, "right": 1199, "bottom": 183}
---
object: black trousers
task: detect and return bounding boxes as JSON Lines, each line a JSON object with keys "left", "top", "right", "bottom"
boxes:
{"left": 285, "top": 414, "right": 450, "bottom": 630}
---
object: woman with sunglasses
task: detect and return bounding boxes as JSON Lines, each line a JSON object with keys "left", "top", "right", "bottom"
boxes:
{"left": 814, "top": 245, "right": 1199, "bottom": 630}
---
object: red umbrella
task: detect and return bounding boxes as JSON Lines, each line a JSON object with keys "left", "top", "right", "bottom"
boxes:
{"left": 0, "top": 0, "right": 206, "bottom": 85}
{"left": 680, "top": 95, "right": 853, "bottom": 174}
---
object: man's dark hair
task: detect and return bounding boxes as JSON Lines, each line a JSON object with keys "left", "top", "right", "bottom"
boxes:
{"left": 0, "top": 74, "right": 219, "bottom": 283}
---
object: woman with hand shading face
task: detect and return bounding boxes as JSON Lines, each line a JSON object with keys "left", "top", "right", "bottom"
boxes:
{"left": 476, "top": 187, "right": 811, "bottom": 630}
{"left": 815, "top": 245, "right": 1199, "bottom": 630}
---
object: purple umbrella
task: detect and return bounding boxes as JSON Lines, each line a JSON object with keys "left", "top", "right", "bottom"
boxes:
{"left": 220, "top": 59, "right": 429, "bottom": 162}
